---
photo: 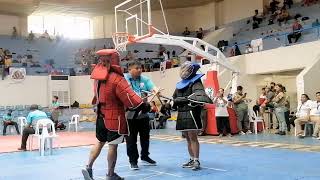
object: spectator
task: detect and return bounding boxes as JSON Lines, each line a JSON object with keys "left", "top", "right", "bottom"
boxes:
{"left": 234, "top": 42, "right": 242, "bottom": 56}
{"left": 28, "top": 31, "right": 35, "bottom": 42}
{"left": 253, "top": 10, "right": 263, "bottom": 24}
{"left": 51, "top": 96, "right": 60, "bottom": 128}
{"left": 2, "top": 110, "right": 20, "bottom": 135}
{"left": 4, "top": 55, "right": 12, "bottom": 75}
{"left": 253, "top": 87, "right": 267, "bottom": 116}
{"left": 310, "top": 92, "right": 320, "bottom": 139}
{"left": 277, "top": 7, "right": 290, "bottom": 26}
{"left": 283, "top": 86, "right": 292, "bottom": 131}
{"left": 124, "top": 50, "right": 135, "bottom": 61}
{"left": 233, "top": 86, "right": 251, "bottom": 135}
{"left": 213, "top": 88, "right": 232, "bottom": 137}
{"left": 284, "top": 0, "right": 293, "bottom": 9}
{"left": 182, "top": 27, "right": 191, "bottom": 36}
{"left": 270, "top": 0, "right": 280, "bottom": 14}
{"left": 196, "top": 28, "right": 204, "bottom": 39}
{"left": 287, "top": 19, "right": 303, "bottom": 44}
{"left": 11, "top": 27, "right": 18, "bottom": 39}
{"left": 294, "top": 94, "right": 313, "bottom": 138}
{"left": 245, "top": 44, "right": 253, "bottom": 54}
{"left": 272, "top": 84, "right": 287, "bottom": 135}
{"left": 41, "top": 30, "right": 50, "bottom": 39}
{"left": 158, "top": 45, "right": 166, "bottom": 57}
{"left": 252, "top": 20, "right": 259, "bottom": 29}
{"left": 302, "top": 0, "right": 315, "bottom": 6}
{"left": 150, "top": 101, "right": 159, "bottom": 113}
{"left": 312, "top": 19, "right": 320, "bottom": 27}
{"left": 18, "top": 105, "right": 48, "bottom": 151}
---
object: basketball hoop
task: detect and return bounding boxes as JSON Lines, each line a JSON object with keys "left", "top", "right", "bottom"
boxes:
{"left": 112, "top": 32, "right": 135, "bottom": 52}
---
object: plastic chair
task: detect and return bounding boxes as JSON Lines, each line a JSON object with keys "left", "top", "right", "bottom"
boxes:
{"left": 69, "top": 115, "right": 80, "bottom": 132}
{"left": 29, "top": 119, "right": 58, "bottom": 156}
{"left": 18, "top": 117, "right": 27, "bottom": 136}
{"left": 248, "top": 109, "right": 265, "bottom": 134}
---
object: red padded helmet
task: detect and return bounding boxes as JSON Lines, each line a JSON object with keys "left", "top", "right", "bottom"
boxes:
{"left": 96, "top": 49, "right": 120, "bottom": 66}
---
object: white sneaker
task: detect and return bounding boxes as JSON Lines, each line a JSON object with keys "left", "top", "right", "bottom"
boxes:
{"left": 240, "top": 131, "right": 245, "bottom": 135}
{"left": 246, "top": 130, "right": 252, "bottom": 134}
{"left": 317, "top": 137, "right": 320, "bottom": 140}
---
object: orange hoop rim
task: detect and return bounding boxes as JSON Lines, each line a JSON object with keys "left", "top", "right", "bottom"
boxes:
{"left": 112, "top": 32, "right": 136, "bottom": 43}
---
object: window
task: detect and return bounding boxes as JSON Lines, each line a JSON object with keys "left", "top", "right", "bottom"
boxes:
{"left": 28, "top": 15, "right": 92, "bottom": 39}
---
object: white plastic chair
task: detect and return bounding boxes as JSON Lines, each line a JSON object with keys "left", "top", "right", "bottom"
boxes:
{"left": 248, "top": 109, "right": 265, "bottom": 134}
{"left": 69, "top": 115, "right": 80, "bottom": 132}
{"left": 29, "top": 119, "right": 58, "bottom": 156}
{"left": 18, "top": 117, "right": 27, "bottom": 136}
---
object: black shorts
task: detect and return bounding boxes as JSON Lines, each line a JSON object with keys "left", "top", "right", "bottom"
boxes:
{"left": 96, "top": 115, "right": 123, "bottom": 143}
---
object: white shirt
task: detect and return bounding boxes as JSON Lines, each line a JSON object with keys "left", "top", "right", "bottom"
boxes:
{"left": 310, "top": 101, "right": 320, "bottom": 116}
{"left": 214, "top": 97, "right": 229, "bottom": 117}
{"left": 296, "top": 100, "right": 313, "bottom": 118}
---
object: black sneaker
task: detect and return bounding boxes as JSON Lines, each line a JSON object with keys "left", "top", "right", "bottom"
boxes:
{"left": 279, "top": 131, "right": 286, "bottom": 135}
{"left": 130, "top": 162, "right": 139, "bottom": 170}
{"left": 82, "top": 166, "right": 93, "bottom": 180}
{"left": 141, "top": 157, "right": 157, "bottom": 166}
{"left": 182, "top": 159, "right": 194, "bottom": 168}
{"left": 192, "top": 160, "right": 201, "bottom": 171}
{"left": 107, "top": 173, "right": 124, "bottom": 180}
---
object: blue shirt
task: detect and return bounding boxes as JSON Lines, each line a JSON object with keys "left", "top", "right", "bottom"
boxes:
{"left": 3, "top": 114, "right": 13, "bottom": 121}
{"left": 124, "top": 74, "right": 155, "bottom": 97}
{"left": 26, "top": 110, "right": 48, "bottom": 126}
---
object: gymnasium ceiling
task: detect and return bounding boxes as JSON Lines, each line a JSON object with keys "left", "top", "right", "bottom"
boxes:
{"left": 0, "top": 0, "right": 219, "bottom": 17}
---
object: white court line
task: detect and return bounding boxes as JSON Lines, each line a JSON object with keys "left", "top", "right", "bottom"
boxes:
{"left": 146, "top": 169, "right": 183, "bottom": 178}
{"left": 140, "top": 173, "right": 163, "bottom": 179}
{"left": 202, "top": 166, "right": 228, "bottom": 172}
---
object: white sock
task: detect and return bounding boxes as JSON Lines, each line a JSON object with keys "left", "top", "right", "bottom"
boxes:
{"left": 190, "top": 157, "right": 194, "bottom": 160}
{"left": 194, "top": 158, "right": 199, "bottom": 161}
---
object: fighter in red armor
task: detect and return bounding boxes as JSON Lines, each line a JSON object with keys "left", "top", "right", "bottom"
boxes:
{"left": 82, "top": 49, "right": 144, "bottom": 180}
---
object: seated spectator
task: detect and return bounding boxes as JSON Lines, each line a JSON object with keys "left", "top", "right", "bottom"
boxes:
{"left": 41, "top": 30, "right": 50, "bottom": 39}
{"left": 11, "top": 27, "right": 18, "bottom": 39}
{"left": 235, "top": 42, "right": 242, "bottom": 56}
{"left": 182, "top": 27, "right": 191, "bottom": 36}
{"left": 18, "top": 105, "right": 48, "bottom": 151}
{"left": 294, "top": 94, "right": 313, "bottom": 138}
{"left": 196, "top": 28, "right": 204, "bottom": 39}
{"left": 253, "top": 10, "right": 263, "bottom": 24}
{"left": 2, "top": 110, "right": 20, "bottom": 135}
{"left": 310, "top": 92, "right": 320, "bottom": 139}
{"left": 312, "top": 19, "right": 320, "bottom": 27}
{"left": 150, "top": 101, "right": 159, "bottom": 114}
{"left": 270, "top": 0, "right": 280, "bottom": 14}
{"left": 252, "top": 20, "right": 260, "bottom": 29}
{"left": 51, "top": 96, "right": 60, "bottom": 129}
{"left": 28, "top": 31, "right": 35, "bottom": 42}
{"left": 277, "top": 7, "right": 290, "bottom": 26}
{"left": 287, "top": 19, "right": 303, "bottom": 44}
{"left": 253, "top": 88, "right": 267, "bottom": 116}
{"left": 245, "top": 44, "right": 253, "bottom": 54}
{"left": 284, "top": 0, "right": 293, "bottom": 9}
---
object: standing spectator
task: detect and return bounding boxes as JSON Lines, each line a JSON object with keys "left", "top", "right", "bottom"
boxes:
{"left": 11, "top": 27, "right": 18, "bottom": 39}
{"left": 18, "top": 105, "right": 48, "bottom": 151}
{"left": 196, "top": 28, "right": 204, "bottom": 39}
{"left": 213, "top": 88, "right": 232, "bottom": 137}
{"left": 158, "top": 45, "right": 166, "bottom": 57}
{"left": 4, "top": 55, "right": 12, "bottom": 76}
{"left": 183, "top": 27, "right": 191, "bottom": 36}
{"left": 272, "top": 84, "right": 287, "bottom": 135}
{"left": 310, "top": 92, "right": 320, "bottom": 139}
{"left": 287, "top": 19, "right": 303, "bottom": 44}
{"left": 233, "top": 86, "right": 251, "bottom": 135}
{"left": 2, "top": 110, "right": 20, "bottom": 136}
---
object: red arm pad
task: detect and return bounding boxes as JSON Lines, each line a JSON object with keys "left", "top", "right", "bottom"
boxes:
{"left": 116, "top": 77, "right": 143, "bottom": 109}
